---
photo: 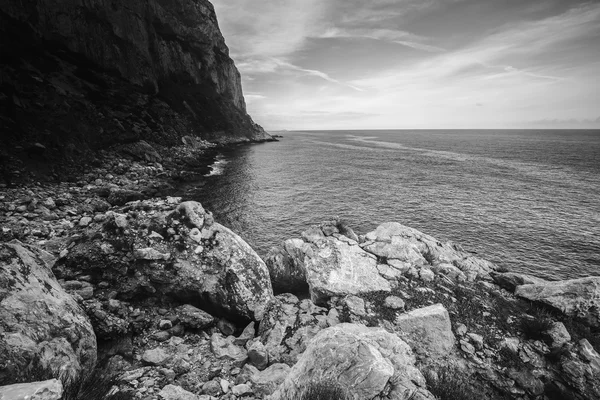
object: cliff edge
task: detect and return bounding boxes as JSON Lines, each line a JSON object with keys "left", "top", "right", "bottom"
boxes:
{"left": 0, "top": 0, "right": 269, "bottom": 174}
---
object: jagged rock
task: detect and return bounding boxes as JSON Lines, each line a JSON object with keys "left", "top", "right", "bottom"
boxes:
{"left": 247, "top": 340, "right": 269, "bottom": 370}
{"left": 159, "top": 384, "right": 198, "bottom": 400}
{"left": 270, "top": 323, "right": 434, "bottom": 400}
{"left": 142, "top": 347, "right": 170, "bottom": 366}
{"left": 176, "top": 304, "right": 214, "bottom": 329}
{"left": 545, "top": 322, "right": 571, "bottom": 349}
{"left": 394, "top": 304, "right": 455, "bottom": 359}
{"left": 0, "top": 242, "right": 96, "bottom": 382}
{"left": 0, "top": 379, "right": 63, "bottom": 400}
{"left": 515, "top": 277, "right": 600, "bottom": 327}
{"left": 258, "top": 294, "right": 329, "bottom": 364}
{"left": 107, "top": 189, "right": 144, "bottom": 206}
{"left": 210, "top": 333, "right": 248, "bottom": 366}
{"left": 239, "top": 364, "right": 290, "bottom": 397}
{"left": 491, "top": 271, "right": 547, "bottom": 292}
{"left": 232, "top": 384, "right": 252, "bottom": 396}
{"left": 361, "top": 222, "right": 497, "bottom": 281}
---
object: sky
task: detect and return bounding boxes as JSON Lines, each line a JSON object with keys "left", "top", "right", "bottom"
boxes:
{"left": 211, "top": 0, "right": 600, "bottom": 130}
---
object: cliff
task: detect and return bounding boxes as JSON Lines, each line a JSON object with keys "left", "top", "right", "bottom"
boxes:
{"left": 0, "top": 0, "right": 270, "bottom": 170}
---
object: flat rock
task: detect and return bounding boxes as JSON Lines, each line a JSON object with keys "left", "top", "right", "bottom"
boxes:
{"left": 159, "top": 384, "right": 198, "bottom": 400}
{"left": 394, "top": 303, "right": 455, "bottom": 359}
{"left": 362, "top": 222, "right": 497, "bottom": 281}
{"left": 0, "top": 379, "right": 63, "bottom": 400}
{"left": 515, "top": 277, "right": 600, "bottom": 327}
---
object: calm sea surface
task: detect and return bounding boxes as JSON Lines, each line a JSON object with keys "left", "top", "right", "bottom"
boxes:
{"left": 181, "top": 130, "right": 600, "bottom": 281}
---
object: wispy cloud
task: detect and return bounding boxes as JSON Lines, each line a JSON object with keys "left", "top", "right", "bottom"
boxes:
{"left": 318, "top": 27, "right": 444, "bottom": 52}
{"left": 213, "top": 0, "right": 600, "bottom": 129}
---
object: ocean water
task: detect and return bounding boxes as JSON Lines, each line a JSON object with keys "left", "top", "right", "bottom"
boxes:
{"left": 182, "top": 130, "right": 600, "bottom": 281}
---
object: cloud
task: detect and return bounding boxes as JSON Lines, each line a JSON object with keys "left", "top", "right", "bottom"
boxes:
{"left": 318, "top": 27, "right": 444, "bottom": 52}
{"left": 213, "top": 0, "right": 600, "bottom": 129}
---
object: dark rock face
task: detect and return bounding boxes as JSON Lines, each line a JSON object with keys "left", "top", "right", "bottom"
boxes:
{"left": 0, "top": 0, "right": 269, "bottom": 160}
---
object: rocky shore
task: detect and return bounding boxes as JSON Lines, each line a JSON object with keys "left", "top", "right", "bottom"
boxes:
{"left": 1, "top": 144, "right": 599, "bottom": 400}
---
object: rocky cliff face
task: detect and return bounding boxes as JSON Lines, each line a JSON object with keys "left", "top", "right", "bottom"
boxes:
{"left": 0, "top": 0, "right": 269, "bottom": 162}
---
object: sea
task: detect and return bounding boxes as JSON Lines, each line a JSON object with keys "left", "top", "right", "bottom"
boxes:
{"left": 180, "top": 130, "right": 600, "bottom": 281}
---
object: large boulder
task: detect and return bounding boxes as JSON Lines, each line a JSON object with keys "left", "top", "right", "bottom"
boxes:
{"left": 305, "top": 236, "right": 391, "bottom": 304}
{"left": 394, "top": 304, "right": 455, "bottom": 360}
{"left": 57, "top": 199, "right": 273, "bottom": 322}
{"left": 269, "top": 323, "right": 434, "bottom": 400}
{"left": 515, "top": 277, "right": 600, "bottom": 327}
{"left": 0, "top": 242, "right": 97, "bottom": 383}
{"left": 266, "top": 229, "right": 391, "bottom": 305}
{"left": 362, "top": 222, "right": 497, "bottom": 281}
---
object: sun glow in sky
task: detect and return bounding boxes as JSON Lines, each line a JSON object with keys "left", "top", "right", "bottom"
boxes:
{"left": 212, "top": 0, "right": 600, "bottom": 130}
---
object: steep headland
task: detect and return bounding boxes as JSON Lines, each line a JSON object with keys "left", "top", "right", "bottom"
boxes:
{"left": 0, "top": 0, "right": 270, "bottom": 184}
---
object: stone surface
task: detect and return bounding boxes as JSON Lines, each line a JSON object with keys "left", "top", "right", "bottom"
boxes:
{"left": 0, "top": 242, "right": 96, "bottom": 382}
{"left": 258, "top": 294, "right": 329, "bottom": 364}
{"left": 270, "top": 323, "right": 434, "bottom": 400}
{"left": 304, "top": 236, "right": 391, "bottom": 304}
{"left": 361, "top": 222, "right": 497, "bottom": 281}
{"left": 176, "top": 304, "right": 214, "bottom": 329}
{"left": 142, "top": 348, "right": 170, "bottom": 366}
{"left": 210, "top": 333, "right": 248, "bottom": 366}
{"left": 545, "top": 322, "right": 571, "bottom": 349}
{"left": 159, "top": 384, "right": 198, "bottom": 400}
{"left": 515, "top": 277, "right": 600, "bottom": 327}
{"left": 0, "top": 379, "right": 63, "bottom": 400}
{"left": 394, "top": 304, "right": 455, "bottom": 359}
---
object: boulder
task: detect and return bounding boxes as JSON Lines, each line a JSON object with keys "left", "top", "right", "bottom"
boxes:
{"left": 361, "top": 222, "right": 497, "bottom": 281}
{"left": 304, "top": 236, "right": 391, "bottom": 304}
{"left": 394, "top": 304, "right": 455, "bottom": 359}
{"left": 58, "top": 199, "right": 273, "bottom": 322}
{"left": 270, "top": 323, "right": 434, "bottom": 400}
{"left": 0, "top": 379, "right": 62, "bottom": 400}
{"left": 0, "top": 242, "right": 96, "bottom": 382}
{"left": 515, "top": 277, "right": 600, "bottom": 327}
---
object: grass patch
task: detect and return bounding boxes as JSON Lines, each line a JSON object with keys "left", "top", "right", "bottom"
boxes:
{"left": 424, "top": 366, "right": 481, "bottom": 400}
{"left": 520, "top": 305, "right": 554, "bottom": 341}
{"left": 296, "top": 379, "right": 349, "bottom": 400}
